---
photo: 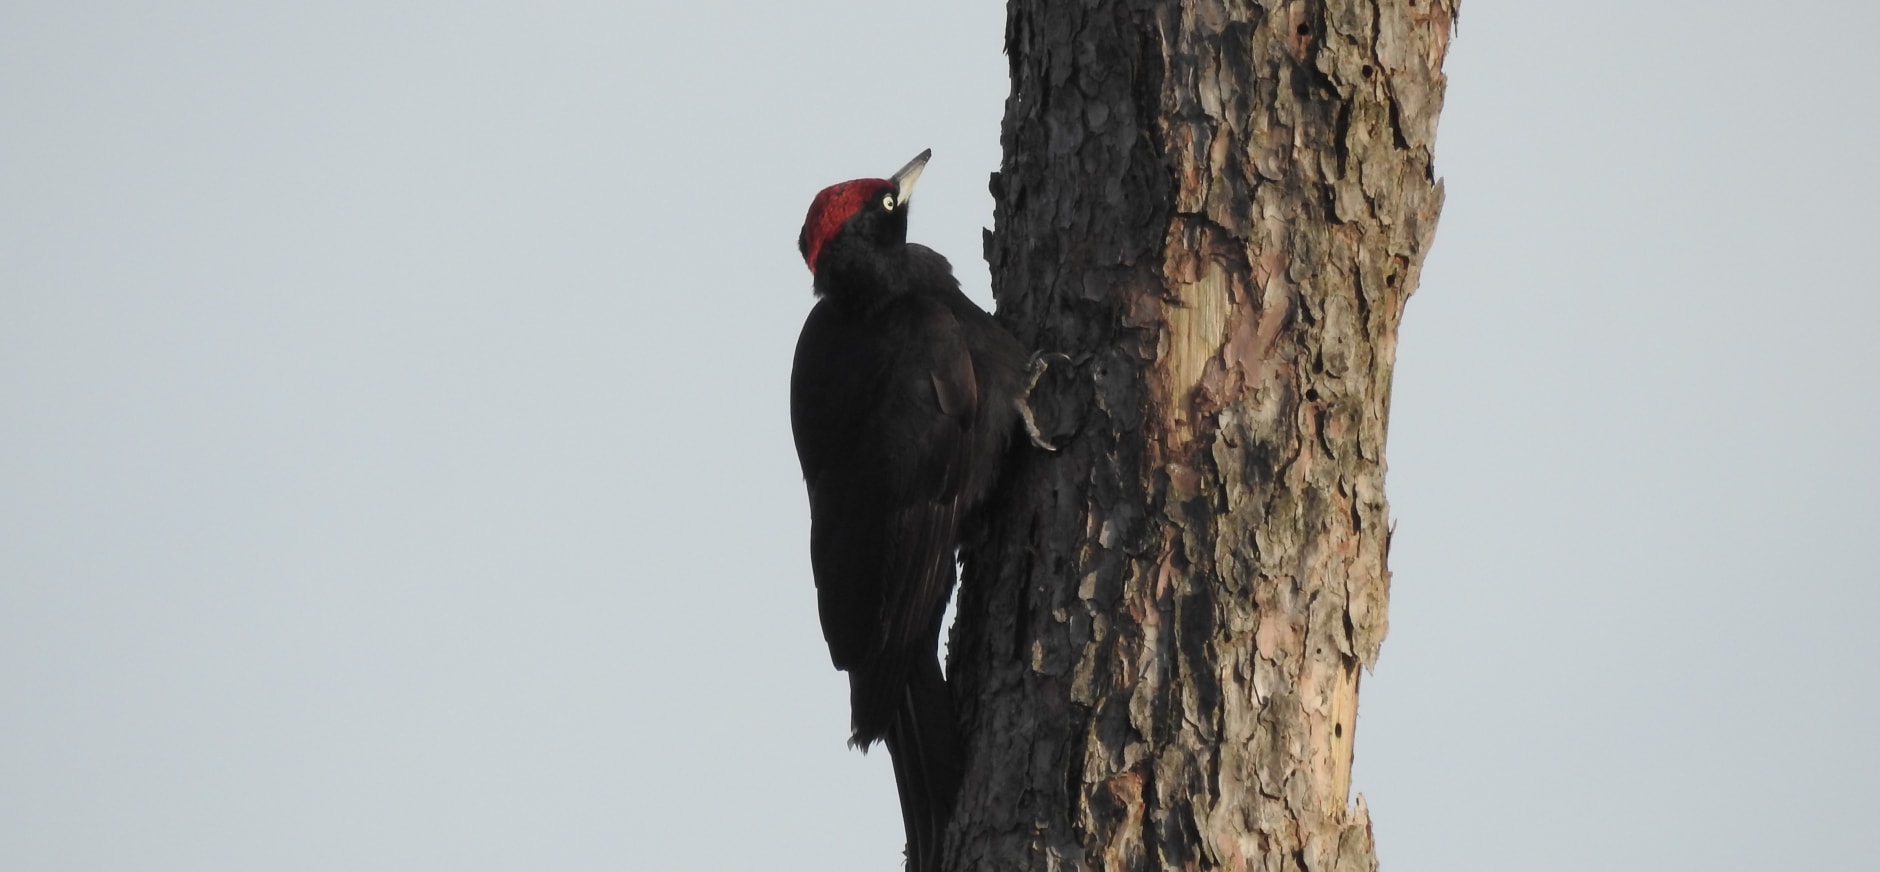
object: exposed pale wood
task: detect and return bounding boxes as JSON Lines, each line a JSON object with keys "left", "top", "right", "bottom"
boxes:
{"left": 948, "top": 1, "right": 1455, "bottom": 869}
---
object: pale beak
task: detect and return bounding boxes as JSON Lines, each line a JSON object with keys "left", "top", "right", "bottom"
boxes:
{"left": 890, "top": 149, "right": 932, "bottom": 207}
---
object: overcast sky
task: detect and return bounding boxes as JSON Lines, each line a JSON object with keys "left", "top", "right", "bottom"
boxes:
{"left": 3, "top": 2, "right": 1876, "bottom": 870}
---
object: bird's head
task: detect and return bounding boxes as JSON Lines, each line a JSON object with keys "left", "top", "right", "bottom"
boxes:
{"left": 797, "top": 149, "right": 931, "bottom": 286}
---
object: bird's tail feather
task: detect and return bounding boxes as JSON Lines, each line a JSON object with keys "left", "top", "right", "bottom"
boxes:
{"left": 884, "top": 656, "right": 962, "bottom": 872}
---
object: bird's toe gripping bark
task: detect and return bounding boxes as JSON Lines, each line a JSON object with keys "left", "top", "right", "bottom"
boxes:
{"left": 1019, "top": 351, "right": 1071, "bottom": 452}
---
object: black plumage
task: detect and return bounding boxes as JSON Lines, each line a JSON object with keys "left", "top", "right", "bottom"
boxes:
{"left": 789, "top": 150, "right": 1031, "bottom": 872}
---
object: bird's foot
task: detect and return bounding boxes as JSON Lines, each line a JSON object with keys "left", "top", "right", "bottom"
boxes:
{"left": 1019, "top": 351, "right": 1071, "bottom": 451}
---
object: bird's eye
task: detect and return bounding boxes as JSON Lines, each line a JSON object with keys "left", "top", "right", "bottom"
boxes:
{"left": 881, "top": 193, "right": 896, "bottom": 211}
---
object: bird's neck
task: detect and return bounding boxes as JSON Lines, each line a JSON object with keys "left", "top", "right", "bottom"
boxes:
{"left": 813, "top": 246, "right": 912, "bottom": 311}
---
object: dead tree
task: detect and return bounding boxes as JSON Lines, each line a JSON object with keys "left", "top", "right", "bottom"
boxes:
{"left": 949, "top": 1, "right": 1455, "bottom": 869}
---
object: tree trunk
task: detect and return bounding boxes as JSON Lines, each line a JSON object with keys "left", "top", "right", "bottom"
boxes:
{"left": 948, "top": 1, "right": 1454, "bottom": 869}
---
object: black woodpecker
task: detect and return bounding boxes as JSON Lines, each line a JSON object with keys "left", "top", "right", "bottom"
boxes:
{"left": 790, "top": 150, "right": 1043, "bottom": 872}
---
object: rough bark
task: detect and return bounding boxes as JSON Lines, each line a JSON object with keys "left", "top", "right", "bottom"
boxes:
{"left": 948, "top": 1, "right": 1454, "bottom": 870}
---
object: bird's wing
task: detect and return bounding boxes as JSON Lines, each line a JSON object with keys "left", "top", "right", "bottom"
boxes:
{"left": 791, "top": 295, "right": 977, "bottom": 740}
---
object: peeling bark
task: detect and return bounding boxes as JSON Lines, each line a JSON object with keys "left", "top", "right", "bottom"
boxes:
{"left": 948, "top": 1, "right": 1454, "bottom": 869}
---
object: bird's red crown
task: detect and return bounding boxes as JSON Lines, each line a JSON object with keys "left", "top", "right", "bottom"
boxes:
{"left": 800, "top": 178, "right": 893, "bottom": 273}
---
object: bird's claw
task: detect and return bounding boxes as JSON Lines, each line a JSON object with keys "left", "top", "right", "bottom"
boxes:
{"left": 1019, "top": 351, "right": 1071, "bottom": 451}
{"left": 1020, "top": 401, "right": 1056, "bottom": 451}
{"left": 1026, "top": 351, "right": 1072, "bottom": 385}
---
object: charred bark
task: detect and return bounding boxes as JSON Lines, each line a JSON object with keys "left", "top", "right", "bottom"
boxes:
{"left": 949, "top": 1, "right": 1455, "bottom": 869}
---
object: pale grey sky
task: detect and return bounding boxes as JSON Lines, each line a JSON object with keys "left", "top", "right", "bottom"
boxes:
{"left": 2, "top": 2, "right": 1874, "bottom": 870}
